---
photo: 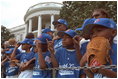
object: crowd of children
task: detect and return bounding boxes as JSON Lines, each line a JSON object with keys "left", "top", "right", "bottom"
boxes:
{"left": 1, "top": 9, "right": 117, "bottom": 78}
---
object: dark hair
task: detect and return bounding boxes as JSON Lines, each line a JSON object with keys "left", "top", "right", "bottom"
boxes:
{"left": 52, "top": 20, "right": 59, "bottom": 26}
{"left": 25, "top": 33, "right": 34, "bottom": 39}
{"left": 93, "top": 9, "right": 109, "bottom": 18}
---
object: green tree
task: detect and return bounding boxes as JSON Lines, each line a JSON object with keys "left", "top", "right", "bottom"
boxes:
{"left": 60, "top": 1, "right": 117, "bottom": 29}
{"left": 1, "top": 25, "right": 14, "bottom": 45}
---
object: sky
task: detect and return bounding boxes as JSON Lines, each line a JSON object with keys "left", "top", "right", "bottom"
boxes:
{"left": 1, "top": 0, "right": 115, "bottom": 29}
{"left": 0, "top": 0, "right": 63, "bottom": 28}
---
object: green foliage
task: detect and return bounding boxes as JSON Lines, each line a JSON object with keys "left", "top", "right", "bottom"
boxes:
{"left": 60, "top": 1, "right": 117, "bottom": 29}
{"left": 1, "top": 25, "right": 14, "bottom": 44}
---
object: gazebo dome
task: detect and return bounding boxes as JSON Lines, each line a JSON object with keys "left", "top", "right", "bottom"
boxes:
{"left": 24, "top": 2, "right": 63, "bottom": 22}
{"left": 24, "top": 2, "right": 63, "bottom": 37}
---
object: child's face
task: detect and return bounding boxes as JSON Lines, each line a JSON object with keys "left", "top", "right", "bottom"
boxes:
{"left": 91, "top": 26, "right": 115, "bottom": 40}
{"left": 36, "top": 43, "right": 47, "bottom": 52}
{"left": 62, "top": 34, "right": 74, "bottom": 48}
{"left": 22, "top": 44, "right": 31, "bottom": 50}
{"left": 41, "top": 44, "right": 47, "bottom": 52}
{"left": 55, "top": 24, "right": 66, "bottom": 31}
{"left": 34, "top": 46, "right": 38, "bottom": 53}
{"left": 47, "top": 32, "right": 53, "bottom": 37}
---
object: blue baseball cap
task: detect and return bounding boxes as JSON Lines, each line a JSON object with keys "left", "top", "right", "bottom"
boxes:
{"left": 88, "top": 18, "right": 117, "bottom": 29}
{"left": 19, "top": 38, "right": 34, "bottom": 46}
{"left": 5, "top": 48, "right": 14, "bottom": 54}
{"left": 5, "top": 48, "right": 20, "bottom": 54}
{"left": 82, "top": 18, "right": 117, "bottom": 37}
{"left": 37, "top": 33, "right": 52, "bottom": 44}
{"left": 75, "top": 18, "right": 96, "bottom": 31}
{"left": 42, "top": 28, "right": 54, "bottom": 33}
{"left": 59, "top": 29, "right": 77, "bottom": 38}
{"left": 53, "top": 19, "right": 68, "bottom": 26}
{"left": 75, "top": 27, "right": 83, "bottom": 31}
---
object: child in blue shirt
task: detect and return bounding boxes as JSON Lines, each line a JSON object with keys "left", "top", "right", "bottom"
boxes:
{"left": 1, "top": 50, "right": 19, "bottom": 78}
{"left": 80, "top": 18, "right": 117, "bottom": 78}
{"left": 10, "top": 38, "right": 35, "bottom": 78}
{"left": 48, "top": 29, "right": 85, "bottom": 78}
{"left": 30, "top": 33, "right": 53, "bottom": 78}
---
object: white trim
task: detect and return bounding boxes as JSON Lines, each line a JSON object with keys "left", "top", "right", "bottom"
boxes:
{"left": 37, "top": 15, "right": 42, "bottom": 37}
{"left": 51, "top": 14, "right": 54, "bottom": 30}
{"left": 25, "top": 10, "right": 60, "bottom": 22}
{"left": 28, "top": 19, "right": 32, "bottom": 32}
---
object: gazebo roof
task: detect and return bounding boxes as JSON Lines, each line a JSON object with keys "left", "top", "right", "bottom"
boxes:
{"left": 24, "top": 2, "right": 63, "bottom": 21}
{"left": 28, "top": 2, "right": 63, "bottom": 12}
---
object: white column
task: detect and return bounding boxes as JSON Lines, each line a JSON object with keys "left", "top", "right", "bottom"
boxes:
{"left": 37, "top": 15, "right": 42, "bottom": 37}
{"left": 51, "top": 14, "right": 54, "bottom": 30}
{"left": 28, "top": 19, "right": 32, "bottom": 32}
{"left": 25, "top": 23, "right": 28, "bottom": 36}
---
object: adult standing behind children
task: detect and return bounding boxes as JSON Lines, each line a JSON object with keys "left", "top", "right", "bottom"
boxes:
{"left": 92, "top": 9, "right": 109, "bottom": 19}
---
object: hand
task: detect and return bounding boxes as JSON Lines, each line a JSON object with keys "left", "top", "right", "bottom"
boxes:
{"left": 52, "top": 36, "right": 60, "bottom": 41}
{"left": 15, "top": 43, "right": 21, "bottom": 48}
{"left": 47, "top": 39, "right": 55, "bottom": 53}
{"left": 2, "top": 48, "right": 10, "bottom": 53}
{"left": 24, "top": 62, "right": 29, "bottom": 67}
{"left": 35, "top": 40, "right": 42, "bottom": 52}
{"left": 20, "top": 63, "right": 27, "bottom": 71}
{"left": 6, "top": 56, "right": 11, "bottom": 60}
{"left": 99, "top": 65, "right": 105, "bottom": 69}
{"left": 5, "top": 48, "right": 10, "bottom": 51}
{"left": 80, "top": 52, "right": 87, "bottom": 67}
{"left": 73, "top": 35, "right": 82, "bottom": 49}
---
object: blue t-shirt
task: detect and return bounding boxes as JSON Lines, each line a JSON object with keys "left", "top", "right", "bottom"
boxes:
{"left": 80, "top": 42, "right": 88, "bottom": 55}
{"left": 110, "top": 43, "right": 117, "bottom": 65}
{"left": 55, "top": 47, "right": 82, "bottom": 78}
{"left": 54, "top": 38, "right": 62, "bottom": 52}
{"left": 15, "top": 48, "right": 21, "bottom": 55}
{"left": 32, "top": 51, "right": 52, "bottom": 78}
{"left": 110, "top": 43, "right": 117, "bottom": 72}
{"left": 4, "top": 61, "right": 19, "bottom": 76}
{"left": 16, "top": 52, "right": 35, "bottom": 63}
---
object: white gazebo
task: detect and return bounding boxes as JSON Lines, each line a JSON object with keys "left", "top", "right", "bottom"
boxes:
{"left": 24, "top": 2, "right": 63, "bottom": 37}
{"left": 9, "top": 2, "right": 63, "bottom": 41}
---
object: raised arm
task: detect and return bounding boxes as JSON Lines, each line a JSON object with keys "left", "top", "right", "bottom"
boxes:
{"left": 47, "top": 39, "right": 59, "bottom": 68}
{"left": 35, "top": 40, "right": 47, "bottom": 69}
{"left": 73, "top": 35, "right": 83, "bottom": 63}
{"left": 19, "top": 57, "right": 35, "bottom": 71}
{"left": 1, "top": 57, "right": 8, "bottom": 66}
{"left": 10, "top": 43, "right": 21, "bottom": 60}
{"left": 26, "top": 57, "right": 36, "bottom": 66}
